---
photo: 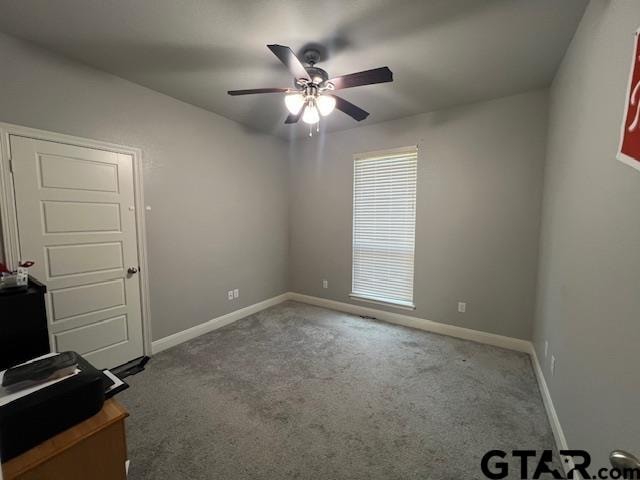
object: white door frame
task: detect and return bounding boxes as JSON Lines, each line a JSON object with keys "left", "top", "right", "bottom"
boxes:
{"left": 0, "top": 122, "right": 153, "bottom": 357}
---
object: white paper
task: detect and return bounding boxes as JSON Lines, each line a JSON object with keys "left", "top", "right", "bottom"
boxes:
{"left": 0, "top": 353, "right": 80, "bottom": 407}
{"left": 102, "top": 369, "right": 125, "bottom": 393}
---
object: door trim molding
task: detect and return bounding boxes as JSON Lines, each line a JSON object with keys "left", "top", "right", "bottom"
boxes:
{"left": 0, "top": 122, "right": 153, "bottom": 357}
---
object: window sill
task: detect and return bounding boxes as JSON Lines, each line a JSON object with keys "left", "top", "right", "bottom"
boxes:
{"left": 349, "top": 293, "right": 416, "bottom": 311}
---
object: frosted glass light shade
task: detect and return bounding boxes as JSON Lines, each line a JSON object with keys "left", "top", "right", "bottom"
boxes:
{"left": 302, "top": 105, "right": 320, "bottom": 124}
{"left": 317, "top": 95, "right": 336, "bottom": 116}
{"left": 284, "top": 93, "right": 305, "bottom": 114}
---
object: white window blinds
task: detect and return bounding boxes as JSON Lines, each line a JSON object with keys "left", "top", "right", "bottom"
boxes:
{"left": 351, "top": 147, "right": 417, "bottom": 308}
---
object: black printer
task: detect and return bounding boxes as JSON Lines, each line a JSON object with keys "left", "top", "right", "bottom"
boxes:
{"left": 0, "top": 353, "right": 108, "bottom": 462}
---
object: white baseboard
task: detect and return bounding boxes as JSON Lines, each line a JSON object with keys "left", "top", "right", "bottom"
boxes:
{"left": 288, "top": 292, "right": 569, "bottom": 466}
{"left": 528, "top": 345, "right": 574, "bottom": 475}
{"left": 151, "top": 293, "right": 290, "bottom": 354}
{"left": 151, "top": 290, "right": 567, "bottom": 469}
{"left": 152, "top": 291, "right": 530, "bottom": 356}
{"left": 287, "top": 292, "right": 531, "bottom": 353}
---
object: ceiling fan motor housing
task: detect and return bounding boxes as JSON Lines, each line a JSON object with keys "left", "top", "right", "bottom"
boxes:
{"left": 303, "top": 48, "right": 322, "bottom": 66}
{"left": 296, "top": 66, "right": 329, "bottom": 88}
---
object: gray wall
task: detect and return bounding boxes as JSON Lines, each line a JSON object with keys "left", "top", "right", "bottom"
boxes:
{"left": 534, "top": 0, "right": 640, "bottom": 468}
{"left": 289, "top": 90, "right": 549, "bottom": 340}
{"left": 0, "top": 33, "right": 289, "bottom": 340}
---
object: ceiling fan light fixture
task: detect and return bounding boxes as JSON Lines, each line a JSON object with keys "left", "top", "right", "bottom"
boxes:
{"left": 284, "top": 93, "right": 305, "bottom": 114}
{"left": 302, "top": 103, "right": 320, "bottom": 124}
{"left": 228, "top": 44, "right": 391, "bottom": 127}
{"left": 316, "top": 95, "right": 336, "bottom": 116}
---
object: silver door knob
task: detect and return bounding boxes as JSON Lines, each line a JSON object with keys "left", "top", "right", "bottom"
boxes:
{"left": 127, "top": 267, "right": 138, "bottom": 274}
{"left": 610, "top": 451, "right": 640, "bottom": 473}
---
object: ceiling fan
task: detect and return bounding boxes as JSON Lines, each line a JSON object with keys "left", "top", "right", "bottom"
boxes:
{"left": 228, "top": 44, "right": 393, "bottom": 130}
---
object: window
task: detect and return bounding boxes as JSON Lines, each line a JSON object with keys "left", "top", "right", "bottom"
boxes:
{"left": 351, "top": 146, "right": 418, "bottom": 309}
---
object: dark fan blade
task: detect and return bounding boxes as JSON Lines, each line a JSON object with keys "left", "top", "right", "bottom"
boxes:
{"left": 329, "top": 67, "right": 393, "bottom": 90}
{"left": 267, "top": 44, "right": 311, "bottom": 82}
{"left": 331, "top": 95, "right": 369, "bottom": 121}
{"left": 228, "top": 88, "right": 288, "bottom": 96}
{"left": 284, "top": 110, "right": 303, "bottom": 124}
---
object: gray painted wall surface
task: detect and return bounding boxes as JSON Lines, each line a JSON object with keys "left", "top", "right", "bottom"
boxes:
{"left": 4, "top": 7, "right": 637, "bottom": 466}
{"left": 533, "top": 0, "right": 640, "bottom": 468}
{"left": 289, "top": 91, "right": 549, "bottom": 340}
{"left": 0, "top": 33, "right": 289, "bottom": 340}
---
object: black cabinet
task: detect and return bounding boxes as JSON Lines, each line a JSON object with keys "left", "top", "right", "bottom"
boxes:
{"left": 0, "top": 276, "right": 50, "bottom": 370}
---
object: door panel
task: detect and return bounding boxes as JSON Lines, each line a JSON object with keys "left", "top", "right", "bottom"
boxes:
{"left": 46, "top": 242, "right": 124, "bottom": 277}
{"left": 11, "top": 136, "right": 144, "bottom": 368}
{"left": 38, "top": 154, "right": 119, "bottom": 192}
{"left": 50, "top": 279, "right": 125, "bottom": 321}
{"left": 43, "top": 201, "right": 121, "bottom": 233}
{"left": 53, "top": 315, "right": 129, "bottom": 364}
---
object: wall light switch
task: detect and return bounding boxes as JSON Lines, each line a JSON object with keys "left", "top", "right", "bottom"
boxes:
{"left": 227, "top": 290, "right": 234, "bottom": 300}
{"left": 322, "top": 279, "right": 328, "bottom": 289}
{"left": 233, "top": 289, "right": 239, "bottom": 299}
{"left": 457, "top": 302, "right": 466, "bottom": 313}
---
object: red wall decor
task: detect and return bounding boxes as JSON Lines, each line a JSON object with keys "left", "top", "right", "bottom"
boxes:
{"left": 618, "top": 28, "right": 640, "bottom": 172}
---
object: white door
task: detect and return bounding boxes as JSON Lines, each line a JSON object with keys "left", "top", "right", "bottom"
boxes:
{"left": 10, "top": 136, "right": 144, "bottom": 369}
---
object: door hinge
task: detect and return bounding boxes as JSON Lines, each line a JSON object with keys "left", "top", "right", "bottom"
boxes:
{"left": 8, "top": 157, "right": 13, "bottom": 173}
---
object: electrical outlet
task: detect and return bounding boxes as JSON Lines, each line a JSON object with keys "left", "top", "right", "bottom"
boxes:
{"left": 544, "top": 341, "right": 549, "bottom": 358}
{"left": 233, "top": 288, "right": 239, "bottom": 299}
{"left": 227, "top": 290, "right": 234, "bottom": 300}
{"left": 322, "top": 279, "right": 328, "bottom": 289}
{"left": 550, "top": 355, "right": 556, "bottom": 376}
{"left": 457, "top": 302, "right": 466, "bottom": 313}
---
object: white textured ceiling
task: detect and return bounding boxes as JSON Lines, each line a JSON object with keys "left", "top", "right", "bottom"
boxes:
{"left": 0, "top": 0, "right": 587, "bottom": 138}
